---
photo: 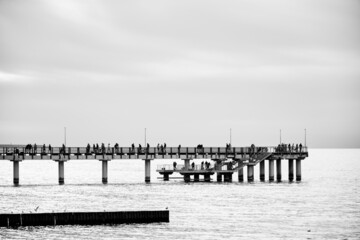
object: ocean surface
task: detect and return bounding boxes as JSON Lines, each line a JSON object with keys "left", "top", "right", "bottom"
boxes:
{"left": 0, "top": 149, "right": 359, "bottom": 239}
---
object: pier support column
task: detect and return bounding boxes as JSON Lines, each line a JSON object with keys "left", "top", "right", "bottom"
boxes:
{"left": 269, "top": 160, "right": 274, "bottom": 182}
{"left": 184, "top": 174, "right": 191, "bottom": 183}
{"left": 58, "top": 161, "right": 65, "bottom": 185}
{"left": 163, "top": 173, "right": 170, "bottom": 181}
{"left": 184, "top": 159, "right": 190, "bottom": 170}
{"left": 259, "top": 160, "right": 265, "bottom": 182}
{"left": 13, "top": 160, "right": 20, "bottom": 186}
{"left": 288, "top": 159, "right": 294, "bottom": 182}
{"left": 204, "top": 174, "right": 211, "bottom": 182}
{"left": 100, "top": 160, "right": 109, "bottom": 184}
{"left": 276, "top": 159, "right": 282, "bottom": 182}
{"left": 224, "top": 173, "right": 232, "bottom": 182}
{"left": 238, "top": 168, "right": 244, "bottom": 182}
{"left": 217, "top": 173, "right": 222, "bottom": 182}
{"left": 194, "top": 174, "right": 199, "bottom": 182}
{"left": 247, "top": 165, "right": 254, "bottom": 182}
{"left": 296, "top": 159, "right": 302, "bottom": 181}
{"left": 145, "top": 159, "right": 151, "bottom": 183}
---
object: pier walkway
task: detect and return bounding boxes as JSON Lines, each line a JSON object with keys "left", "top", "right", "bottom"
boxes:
{"left": 0, "top": 145, "right": 308, "bottom": 185}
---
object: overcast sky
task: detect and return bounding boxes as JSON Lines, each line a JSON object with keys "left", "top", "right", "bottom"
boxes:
{"left": 0, "top": 0, "right": 359, "bottom": 148}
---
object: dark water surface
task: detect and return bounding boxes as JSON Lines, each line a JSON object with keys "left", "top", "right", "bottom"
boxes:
{"left": 0, "top": 149, "right": 359, "bottom": 239}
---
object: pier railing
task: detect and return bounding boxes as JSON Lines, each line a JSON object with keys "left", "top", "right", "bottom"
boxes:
{"left": 0, "top": 145, "right": 308, "bottom": 156}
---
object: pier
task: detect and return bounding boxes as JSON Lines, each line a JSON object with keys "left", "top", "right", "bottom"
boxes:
{"left": 0, "top": 210, "right": 169, "bottom": 227}
{"left": 0, "top": 145, "right": 308, "bottom": 185}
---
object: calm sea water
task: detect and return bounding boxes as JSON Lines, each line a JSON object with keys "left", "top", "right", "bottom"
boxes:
{"left": 0, "top": 149, "right": 359, "bottom": 239}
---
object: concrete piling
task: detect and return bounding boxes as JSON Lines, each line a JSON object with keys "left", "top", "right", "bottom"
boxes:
{"left": 238, "top": 167, "right": 244, "bottom": 182}
{"left": 58, "top": 161, "right": 65, "bottom": 185}
{"left": 204, "top": 174, "right": 211, "bottom": 182}
{"left": 288, "top": 159, "right": 294, "bottom": 182}
{"left": 269, "top": 159, "right": 274, "bottom": 182}
{"left": 145, "top": 159, "right": 151, "bottom": 183}
{"left": 194, "top": 174, "right": 199, "bottom": 182}
{"left": 260, "top": 160, "right": 265, "bottom": 181}
{"left": 13, "top": 161, "right": 20, "bottom": 186}
{"left": 296, "top": 159, "right": 302, "bottom": 181}
{"left": 101, "top": 160, "right": 109, "bottom": 184}
{"left": 184, "top": 159, "right": 190, "bottom": 170}
{"left": 217, "top": 173, "right": 222, "bottom": 182}
{"left": 276, "top": 159, "right": 282, "bottom": 182}
{"left": 247, "top": 165, "right": 254, "bottom": 182}
{"left": 224, "top": 173, "right": 232, "bottom": 182}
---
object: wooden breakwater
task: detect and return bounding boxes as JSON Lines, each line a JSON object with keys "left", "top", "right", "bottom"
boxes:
{"left": 0, "top": 210, "right": 169, "bottom": 227}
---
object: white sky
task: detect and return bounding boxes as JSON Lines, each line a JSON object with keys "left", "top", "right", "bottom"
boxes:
{"left": 0, "top": 0, "right": 359, "bottom": 148}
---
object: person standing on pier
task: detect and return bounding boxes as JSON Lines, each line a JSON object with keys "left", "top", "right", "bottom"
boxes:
{"left": 34, "top": 143, "right": 37, "bottom": 154}
{"left": 48, "top": 144, "right": 52, "bottom": 154}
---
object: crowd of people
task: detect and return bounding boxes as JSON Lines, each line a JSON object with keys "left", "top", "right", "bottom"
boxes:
{"left": 172, "top": 160, "right": 212, "bottom": 170}
{"left": 275, "top": 143, "right": 303, "bottom": 153}
{"left": 6, "top": 142, "right": 305, "bottom": 155}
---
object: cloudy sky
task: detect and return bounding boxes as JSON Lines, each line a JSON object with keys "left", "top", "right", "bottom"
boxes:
{"left": 0, "top": 0, "right": 359, "bottom": 148}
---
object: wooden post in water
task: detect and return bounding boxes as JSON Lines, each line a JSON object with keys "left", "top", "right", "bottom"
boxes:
{"left": 288, "top": 159, "right": 294, "bottom": 182}
{"left": 259, "top": 160, "right": 265, "bottom": 181}
{"left": 276, "top": 159, "right": 282, "bottom": 182}
{"left": 269, "top": 159, "right": 274, "bottom": 182}
{"left": 145, "top": 159, "right": 151, "bottom": 183}
{"left": 247, "top": 165, "right": 254, "bottom": 182}
{"left": 13, "top": 160, "right": 20, "bottom": 186}
{"left": 296, "top": 159, "right": 302, "bottom": 181}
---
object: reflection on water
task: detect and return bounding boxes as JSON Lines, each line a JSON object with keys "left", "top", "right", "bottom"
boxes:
{"left": 0, "top": 149, "right": 359, "bottom": 239}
